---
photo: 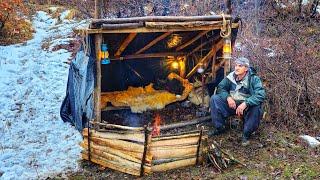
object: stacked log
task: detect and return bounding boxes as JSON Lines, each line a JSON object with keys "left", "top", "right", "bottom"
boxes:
{"left": 150, "top": 131, "right": 207, "bottom": 172}
{"left": 81, "top": 128, "right": 151, "bottom": 176}
{"left": 81, "top": 124, "right": 208, "bottom": 176}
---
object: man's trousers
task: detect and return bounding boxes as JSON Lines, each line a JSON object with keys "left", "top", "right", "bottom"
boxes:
{"left": 210, "top": 95, "right": 262, "bottom": 137}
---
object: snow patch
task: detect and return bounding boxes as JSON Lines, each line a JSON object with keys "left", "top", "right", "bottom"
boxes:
{"left": 0, "top": 10, "right": 84, "bottom": 179}
{"left": 60, "top": 10, "right": 71, "bottom": 20}
{"left": 302, "top": 0, "right": 309, "bottom": 5}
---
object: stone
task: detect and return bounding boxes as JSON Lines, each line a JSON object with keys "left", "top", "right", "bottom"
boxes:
{"left": 298, "top": 135, "right": 320, "bottom": 148}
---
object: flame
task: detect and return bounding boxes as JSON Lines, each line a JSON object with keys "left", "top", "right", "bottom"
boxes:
{"left": 152, "top": 113, "right": 161, "bottom": 136}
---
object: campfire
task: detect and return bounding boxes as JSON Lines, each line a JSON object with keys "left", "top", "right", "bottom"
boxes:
{"left": 151, "top": 113, "right": 161, "bottom": 136}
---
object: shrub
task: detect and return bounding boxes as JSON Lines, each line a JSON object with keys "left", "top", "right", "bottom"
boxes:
{"left": 0, "top": 0, "right": 33, "bottom": 45}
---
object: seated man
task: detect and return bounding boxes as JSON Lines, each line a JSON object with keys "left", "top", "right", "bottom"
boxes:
{"left": 209, "top": 57, "right": 266, "bottom": 146}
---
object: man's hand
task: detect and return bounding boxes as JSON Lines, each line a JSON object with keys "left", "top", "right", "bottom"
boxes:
{"left": 227, "top": 97, "right": 236, "bottom": 109}
{"left": 236, "top": 102, "right": 247, "bottom": 116}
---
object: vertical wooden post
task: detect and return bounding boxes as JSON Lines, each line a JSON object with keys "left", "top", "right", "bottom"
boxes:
{"left": 95, "top": 0, "right": 102, "bottom": 19}
{"left": 224, "top": 0, "right": 232, "bottom": 77}
{"left": 94, "top": 34, "right": 102, "bottom": 122}
{"left": 225, "top": 0, "right": 232, "bottom": 15}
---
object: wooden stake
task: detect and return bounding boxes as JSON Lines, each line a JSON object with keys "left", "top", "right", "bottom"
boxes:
{"left": 114, "top": 33, "right": 137, "bottom": 57}
{"left": 94, "top": 33, "right": 102, "bottom": 122}
{"left": 94, "top": 0, "right": 101, "bottom": 19}
{"left": 135, "top": 32, "right": 172, "bottom": 54}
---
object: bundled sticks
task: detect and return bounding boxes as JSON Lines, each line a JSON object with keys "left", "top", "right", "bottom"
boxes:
{"left": 207, "top": 142, "right": 246, "bottom": 172}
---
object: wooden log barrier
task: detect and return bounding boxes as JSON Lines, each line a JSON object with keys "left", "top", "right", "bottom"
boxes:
{"left": 80, "top": 141, "right": 152, "bottom": 163}
{"left": 81, "top": 123, "right": 208, "bottom": 175}
{"left": 83, "top": 128, "right": 145, "bottom": 143}
{"left": 151, "top": 157, "right": 197, "bottom": 172}
{"left": 151, "top": 136, "right": 199, "bottom": 147}
{"left": 150, "top": 145, "right": 198, "bottom": 160}
{"left": 82, "top": 152, "right": 151, "bottom": 176}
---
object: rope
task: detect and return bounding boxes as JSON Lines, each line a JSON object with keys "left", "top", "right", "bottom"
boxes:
{"left": 220, "top": 13, "right": 231, "bottom": 38}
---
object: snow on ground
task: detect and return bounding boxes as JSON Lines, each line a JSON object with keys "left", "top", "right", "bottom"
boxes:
{"left": 0, "top": 10, "right": 87, "bottom": 179}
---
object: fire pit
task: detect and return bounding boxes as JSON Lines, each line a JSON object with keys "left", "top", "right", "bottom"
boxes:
{"left": 81, "top": 101, "right": 210, "bottom": 176}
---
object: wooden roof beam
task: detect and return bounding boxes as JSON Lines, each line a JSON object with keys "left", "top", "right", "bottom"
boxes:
{"left": 186, "top": 39, "right": 224, "bottom": 79}
{"left": 81, "top": 23, "right": 239, "bottom": 34}
{"left": 114, "top": 33, "right": 137, "bottom": 57}
{"left": 176, "top": 30, "right": 210, "bottom": 51}
{"left": 111, "top": 52, "right": 185, "bottom": 61}
{"left": 135, "top": 32, "right": 172, "bottom": 54}
{"left": 187, "top": 35, "right": 221, "bottom": 56}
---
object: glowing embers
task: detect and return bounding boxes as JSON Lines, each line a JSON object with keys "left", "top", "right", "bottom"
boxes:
{"left": 167, "top": 34, "right": 182, "bottom": 48}
{"left": 151, "top": 113, "right": 161, "bottom": 136}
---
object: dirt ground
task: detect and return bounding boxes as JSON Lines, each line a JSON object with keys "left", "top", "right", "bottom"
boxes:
{"left": 57, "top": 105, "right": 320, "bottom": 179}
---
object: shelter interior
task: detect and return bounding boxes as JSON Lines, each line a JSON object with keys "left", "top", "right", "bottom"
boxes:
{"left": 83, "top": 16, "right": 239, "bottom": 123}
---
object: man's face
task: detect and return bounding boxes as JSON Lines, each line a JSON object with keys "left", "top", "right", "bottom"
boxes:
{"left": 234, "top": 63, "right": 248, "bottom": 76}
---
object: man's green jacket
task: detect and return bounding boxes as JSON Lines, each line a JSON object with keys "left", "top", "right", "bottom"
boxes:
{"left": 216, "top": 68, "right": 266, "bottom": 107}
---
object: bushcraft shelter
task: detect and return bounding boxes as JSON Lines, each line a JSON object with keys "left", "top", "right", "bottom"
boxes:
{"left": 60, "top": 13, "right": 240, "bottom": 176}
{"left": 60, "top": 15, "right": 239, "bottom": 131}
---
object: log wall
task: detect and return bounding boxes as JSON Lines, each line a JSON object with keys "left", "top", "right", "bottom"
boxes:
{"left": 81, "top": 124, "right": 208, "bottom": 176}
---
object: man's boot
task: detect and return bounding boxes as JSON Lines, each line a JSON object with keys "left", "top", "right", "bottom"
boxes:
{"left": 208, "top": 126, "right": 226, "bottom": 137}
{"left": 241, "top": 134, "right": 250, "bottom": 146}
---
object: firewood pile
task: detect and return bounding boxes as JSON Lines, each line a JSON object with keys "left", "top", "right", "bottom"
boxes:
{"left": 207, "top": 141, "right": 246, "bottom": 172}
{"left": 80, "top": 121, "right": 208, "bottom": 176}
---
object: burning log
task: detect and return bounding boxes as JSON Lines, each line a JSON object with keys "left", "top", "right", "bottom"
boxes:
{"left": 151, "top": 157, "right": 197, "bottom": 172}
